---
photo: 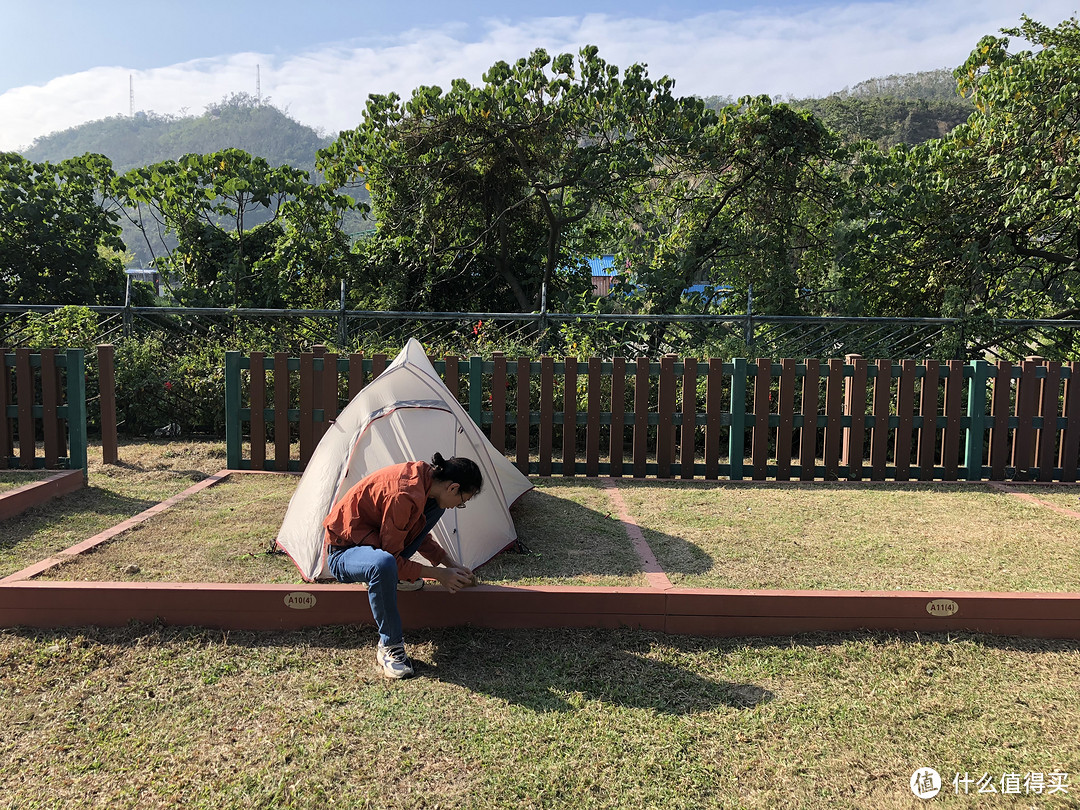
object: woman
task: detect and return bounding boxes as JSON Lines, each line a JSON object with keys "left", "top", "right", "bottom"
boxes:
{"left": 323, "top": 452, "right": 482, "bottom": 679}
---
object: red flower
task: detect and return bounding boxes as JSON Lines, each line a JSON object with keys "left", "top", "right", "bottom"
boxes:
{"left": 164, "top": 381, "right": 174, "bottom": 392}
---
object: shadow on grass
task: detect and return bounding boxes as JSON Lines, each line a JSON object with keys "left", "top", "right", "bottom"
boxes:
{"left": 419, "top": 627, "right": 773, "bottom": 714}
{"left": 482, "top": 483, "right": 713, "bottom": 582}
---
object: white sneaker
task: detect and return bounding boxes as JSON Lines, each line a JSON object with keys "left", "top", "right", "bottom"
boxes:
{"left": 397, "top": 579, "right": 424, "bottom": 591}
{"left": 376, "top": 642, "right": 414, "bottom": 679}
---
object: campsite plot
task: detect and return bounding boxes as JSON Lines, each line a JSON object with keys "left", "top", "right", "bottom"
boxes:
{"left": 32, "top": 475, "right": 648, "bottom": 587}
{"left": 619, "top": 481, "right": 1080, "bottom": 592}
{"left": 35, "top": 475, "right": 302, "bottom": 584}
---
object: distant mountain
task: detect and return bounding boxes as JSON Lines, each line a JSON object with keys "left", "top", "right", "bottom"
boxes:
{"left": 701, "top": 69, "right": 973, "bottom": 148}
{"left": 17, "top": 94, "right": 371, "bottom": 269}
{"left": 788, "top": 68, "right": 974, "bottom": 148}
{"left": 20, "top": 93, "right": 333, "bottom": 173}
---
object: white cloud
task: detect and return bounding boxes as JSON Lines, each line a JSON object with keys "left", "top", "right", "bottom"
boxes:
{"left": 0, "top": 0, "right": 1075, "bottom": 151}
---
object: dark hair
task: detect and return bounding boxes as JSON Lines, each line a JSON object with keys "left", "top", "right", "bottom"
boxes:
{"left": 431, "top": 452, "right": 483, "bottom": 496}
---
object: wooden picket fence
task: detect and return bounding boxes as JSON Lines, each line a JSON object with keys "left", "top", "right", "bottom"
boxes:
{"left": 0, "top": 348, "right": 89, "bottom": 473}
{"left": 224, "top": 349, "right": 1080, "bottom": 482}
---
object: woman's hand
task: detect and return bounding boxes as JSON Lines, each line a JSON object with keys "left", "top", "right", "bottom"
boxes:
{"left": 434, "top": 565, "right": 475, "bottom": 593}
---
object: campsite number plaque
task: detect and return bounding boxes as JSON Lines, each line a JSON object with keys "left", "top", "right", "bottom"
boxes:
{"left": 925, "top": 598, "right": 959, "bottom": 617}
{"left": 284, "top": 592, "right": 317, "bottom": 610}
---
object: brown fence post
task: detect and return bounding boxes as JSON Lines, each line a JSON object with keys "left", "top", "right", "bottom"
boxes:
{"left": 491, "top": 353, "right": 507, "bottom": 456}
{"left": 97, "top": 344, "right": 118, "bottom": 465}
{"left": 775, "top": 358, "right": 796, "bottom": 481}
{"left": 299, "top": 352, "right": 315, "bottom": 467}
{"left": 870, "top": 359, "right": 891, "bottom": 481}
{"left": 894, "top": 359, "right": 916, "bottom": 481}
{"left": 539, "top": 356, "right": 553, "bottom": 476}
{"left": 562, "top": 356, "right": 577, "bottom": 477}
{"left": 586, "top": 356, "right": 601, "bottom": 477}
{"left": 751, "top": 358, "right": 771, "bottom": 480}
{"left": 799, "top": 358, "right": 819, "bottom": 481}
{"left": 845, "top": 356, "right": 868, "bottom": 481}
{"left": 250, "top": 351, "right": 266, "bottom": 471}
{"left": 609, "top": 357, "right": 626, "bottom": 478}
{"left": 633, "top": 357, "right": 649, "bottom": 479}
{"left": 273, "top": 352, "right": 290, "bottom": 472}
{"left": 918, "top": 360, "right": 940, "bottom": 481}
{"left": 823, "top": 358, "right": 844, "bottom": 481}
{"left": 40, "top": 349, "right": 59, "bottom": 468}
{"left": 681, "top": 357, "right": 697, "bottom": 480}
{"left": 1037, "top": 360, "right": 1060, "bottom": 482}
{"left": 657, "top": 355, "right": 675, "bottom": 479}
{"left": 348, "top": 353, "right": 365, "bottom": 401}
{"left": 516, "top": 357, "right": 530, "bottom": 475}
{"left": 0, "top": 348, "right": 10, "bottom": 468}
{"left": 1061, "top": 362, "right": 1080, "bottom": 482}
{"left": 318, "top": 348, "right": 339, "bottom": 443}
{"left": 704, "top": 358, "right": 723, "bottom": 480}
{"left": 1012, "top": 358, "right": 1039, "bottom": 480}
{"left": 16, "top": 348, "right": 34, "bottom": 469}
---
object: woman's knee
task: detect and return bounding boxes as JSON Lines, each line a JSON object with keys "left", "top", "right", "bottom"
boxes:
{"left": 368, "top": 551, "right": 398, "bottom": 584}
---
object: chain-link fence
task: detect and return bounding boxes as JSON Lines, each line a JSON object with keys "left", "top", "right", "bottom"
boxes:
{"left": 4, "top": 305, "right": 1080, "bottom": 362}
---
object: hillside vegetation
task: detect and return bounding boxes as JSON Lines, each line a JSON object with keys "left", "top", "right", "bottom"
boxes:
{"left": 20, "top": 93, "right": 331, "bottom": 174}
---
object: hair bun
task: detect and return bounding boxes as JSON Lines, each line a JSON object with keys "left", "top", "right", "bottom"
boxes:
{"left": 431, "top": 452, "right": 446, "bottom": 468}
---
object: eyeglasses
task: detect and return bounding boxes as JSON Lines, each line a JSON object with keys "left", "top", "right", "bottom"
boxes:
{"left": 455, "top": 489, "right": 470, "bottom": 509}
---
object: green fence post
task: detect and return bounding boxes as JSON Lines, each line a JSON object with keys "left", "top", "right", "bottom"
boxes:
{"left": 469, "top": 355, "right": 483, "bottom": 428}
{"left": 65, "top": 349, "right": 88, "bottom": 480}
{"left": 225, "top": 351, "right": 242, "bottom": 470}
{"left": 730, "top": 358, "right": 747, "bottom": 481}
{"left": 965, "top": 359, "right": 990, "bottom": 481}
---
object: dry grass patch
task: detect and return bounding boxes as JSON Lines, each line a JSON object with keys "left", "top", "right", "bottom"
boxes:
{"left": 37, "top": 474, "right": 302, "bottom": 583}
{"left": 0, "top": 470, "right": 49, "bottom": 493}
{"left": 0, "top": 440, "right": 229, "bottom": 579}
{"left": 1005, "top": 484, "right": 1080, "bottom": 514}
{"left": 618, "top": 481, "right": 1080, "bottom": 592}
{"left": 480, "top": 480, "right": 646, "bottom": 586}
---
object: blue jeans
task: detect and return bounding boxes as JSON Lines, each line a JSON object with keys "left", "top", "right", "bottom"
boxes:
{"left": 328, "top": 531, "right": 427, "bottom": 647}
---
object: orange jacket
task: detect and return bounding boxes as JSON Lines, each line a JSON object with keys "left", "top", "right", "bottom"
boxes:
{"left": 323, "top": 461, "right": 450, "bottom": 581}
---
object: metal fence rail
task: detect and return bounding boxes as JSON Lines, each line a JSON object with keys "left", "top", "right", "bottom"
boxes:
{"left": 5, "top": 304, "right": 1080, "bottom": 362}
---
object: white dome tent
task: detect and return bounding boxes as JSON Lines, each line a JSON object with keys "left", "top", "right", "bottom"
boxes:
{"left": 275, "top": 339, "right": 533, "bottom": 582}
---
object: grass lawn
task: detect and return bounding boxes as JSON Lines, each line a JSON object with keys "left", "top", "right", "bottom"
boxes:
{"left": 618, "top": 481, "right": 1080, "bottom": 592}
{"left": 0, "top": 624, "right": 1077, "bottom": 809}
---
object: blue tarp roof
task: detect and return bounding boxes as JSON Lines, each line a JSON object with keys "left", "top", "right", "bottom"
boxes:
{"left": 586, "top": 255, "right": 618, "bottom": 275}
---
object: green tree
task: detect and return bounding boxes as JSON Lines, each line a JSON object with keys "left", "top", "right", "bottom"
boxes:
{"left": 0, "top": 152, "right": 126, "bottom": 304}
{"left": 320, "top": 46, "right": 710, "bottom": 312}
{"left": 839, "top": 15, "right": 1080, "bottom": 320}
{"left": 113, "top": 148, "right": 355, "bottom": 308}
{"left": 617, "top": 97, "right": 843, "bottom": 315}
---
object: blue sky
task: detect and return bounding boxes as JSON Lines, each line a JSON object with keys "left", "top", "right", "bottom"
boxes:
{"left": 1, "top": 0, "right": 1076, "bottom": 151}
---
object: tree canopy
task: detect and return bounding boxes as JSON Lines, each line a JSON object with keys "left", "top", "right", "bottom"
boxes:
{"left": 0, "top": 153, "right": 127, "bottom": 305}
{"left": 4, "top": 15, "right": 1079, "bottom": 328}
{"left": 837, "top": 15, "right": 1080, "bottom": 320}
